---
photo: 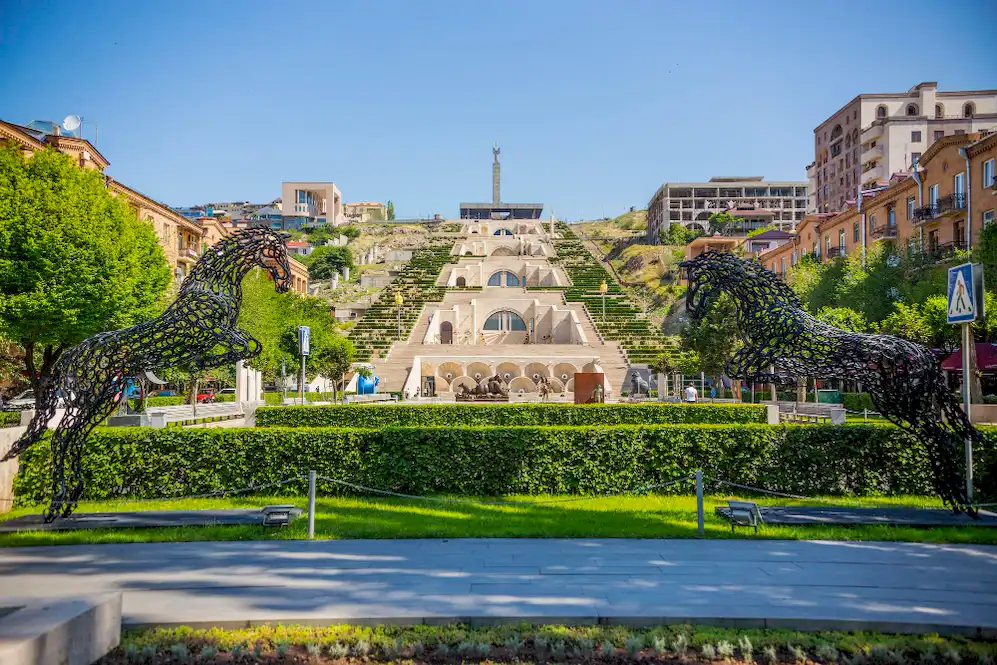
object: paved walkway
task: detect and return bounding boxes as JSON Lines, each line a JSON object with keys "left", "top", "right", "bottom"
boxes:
{"left": 1, "top": 539, "right": 996, "bottom": 635}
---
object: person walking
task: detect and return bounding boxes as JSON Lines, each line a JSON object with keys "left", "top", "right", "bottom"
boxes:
{"left": 684, "top": 382, "right": 698, "bottom": 403}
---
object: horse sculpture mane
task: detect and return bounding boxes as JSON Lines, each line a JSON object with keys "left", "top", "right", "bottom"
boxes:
{"left": 680, "top": 250, "right": 980, "bottom": 514}
{"left": 2, "top": 228, "right": 293, "bottom": 521}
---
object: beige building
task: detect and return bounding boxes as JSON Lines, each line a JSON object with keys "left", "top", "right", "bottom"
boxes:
{"left": 813, "top": 82, "right": 997, "bottom": 213}
{"left": 280, "top": 181, "right": 345, "bottom": 229}
{"left": 646, "top": 176, "right": 808, "bottom": 243}
{"left": 343, "top": 201, "right": 386, "bottom": 223}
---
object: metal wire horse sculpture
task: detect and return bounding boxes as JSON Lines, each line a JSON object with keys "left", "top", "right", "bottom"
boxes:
{"left": 680, "top": 250, "right": 979, "bottom": 514}
{"left": 2, "top": 228, "right": 293, "bottom": 521}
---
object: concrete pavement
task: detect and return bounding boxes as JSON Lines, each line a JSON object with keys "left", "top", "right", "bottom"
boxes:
{"left": 1, "top": 538, "right": 996, "bottom": 635}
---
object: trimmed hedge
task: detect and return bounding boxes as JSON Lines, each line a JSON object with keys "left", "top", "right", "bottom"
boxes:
{"left": 841, "top": 392, "right": 876, "bottom": 412}
{"left": 0, "top": 411, "right": 21, "bottom": 428}
{"left": 254, "top": 403, "right": 768, "bottom": 428}
{"left": 262, "top": 391, "right": 337, "bottom": 406}
{"left": 14, "top": 424, "right": 995, "bottom": 505}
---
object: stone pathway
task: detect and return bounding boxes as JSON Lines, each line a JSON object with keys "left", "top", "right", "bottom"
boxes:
{"left": 1, "top": 539, "right": 996, "bottom": 635}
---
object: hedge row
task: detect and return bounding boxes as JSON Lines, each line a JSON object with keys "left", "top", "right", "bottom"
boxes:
{"left": 14, "top": 424, "right": 995, "bottom": 505}
{"left": 0, "top": 411, "right": 20, "bottom": 428}
{"left": 254, "top": 403, "right": 768, "bottom": 428}
{"left": 262, "top": 392, "right": 337, "bottom": 406}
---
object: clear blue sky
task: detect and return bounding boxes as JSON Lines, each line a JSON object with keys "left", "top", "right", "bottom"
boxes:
{"left": 2, "top": 0, "right": 995, "bottom": 221}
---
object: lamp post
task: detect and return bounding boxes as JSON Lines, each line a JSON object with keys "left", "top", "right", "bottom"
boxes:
{"left": 599, "top": 280, "right": 608, "bottom": 322}
{"left": 395, "top": 292, "right": 404, "bottom": 338}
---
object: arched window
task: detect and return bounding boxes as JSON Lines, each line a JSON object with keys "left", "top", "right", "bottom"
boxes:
{"left": 493, "top": 228, "right": 513, "bottom": 236}
{"left": 487, "top": 271, "right": 521, "bottom": 287}
{"left": 876, "top": 105, "right": 887, "bottom": 119}
{"left": 830, "top": 125, "right": 843, "bottom": 141}
{"left": 964, "top": 102, "right": 975, "bottom": 118}
{"left": 935, "top": 104, "right": 944, "bottom": 119}
{"left": 455, "top": 276, "right": 466, "bottom": 287}
{"left": 906, "top": 104, "right": 918, "bottom": 116}
{"left": 483, "top": 310, "right": 527, "bottom": 331}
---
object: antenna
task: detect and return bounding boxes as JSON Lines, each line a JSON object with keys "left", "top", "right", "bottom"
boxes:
{"left": 62, "top": 115, "right": 81, "bottom": 135}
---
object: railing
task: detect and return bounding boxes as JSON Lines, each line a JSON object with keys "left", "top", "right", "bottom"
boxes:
{"left": 913, "top": 204, "right": 940, "bottom": 223}
{"left": 926, "top": 240, "right": 968, "bottom": 262}
{"left": 869, "top": 225, "right": 897, "bottom": 239}
{"left": 937, "top": 193, "right": 967, "bottom": 216}
{"left": 825, "top": 246, "right": 845, "bottom": 259}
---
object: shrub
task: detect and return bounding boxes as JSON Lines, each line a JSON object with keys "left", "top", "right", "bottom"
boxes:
{"left": 0, "top": 410, "right": 21, "bottom": 428}
{"left": 14, "top": 423, "right": 994, "bottom": 505}
{"left": 255, "top": 403, "right": 768, "bottom": 428}
{"left": 841, "top": 392, "right": 876, "bottom": 412}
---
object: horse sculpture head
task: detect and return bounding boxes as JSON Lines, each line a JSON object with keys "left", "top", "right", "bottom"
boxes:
{"left": 679, "top": 250, "right": 800, "bottom": 320}
{"left": 241, "top": 228, "right": 293, "bottom": 293}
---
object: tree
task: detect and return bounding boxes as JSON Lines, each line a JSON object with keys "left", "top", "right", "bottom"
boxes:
{"left": 386, "top": 200, "right": 395, "bottom": 221}
{"left": 340, "top": 226, "right": 361, "bottom": 241}
{"left": 679, "top": 293, "right": 741, "bottom": 386}
{"left": 707, "top": 211, "right": 746, "bottom": 236}
{"left": 0, "top": 146, "right": 171, "bottom": 406}
{"left": 814, "top": 306, "right": 869, "bottom": 333}
{"left": 975, "top": 221, "right": 997, "bottom": 293}
{"left": 658, "top": 223, "right": 693, "bottom": 246}
{"left": 305, "top": 246, "right": 354, "bottom": 279}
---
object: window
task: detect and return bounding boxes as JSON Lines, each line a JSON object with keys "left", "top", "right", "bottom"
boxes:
{"left": 780, "top": 257, "right": 785, "bottom": 275}
{"left": 493, "top": 228, "right": 513, "bottom": 236}
{"left": 964, "top": 102, "right": 975, "bottom": 118}
{"left": 907, "top": 196, "right": 916, "bottom": 220}
{"left": 870, "top": 214, "right": 878, "bottom": 230}
{"left": 984, "top": 209, "right": 995, "bottom": 227}
{"left": 853, "top": 221, "right": 860, "bottom": 242}
{"left": 929, "top": 184, "right": 939, "bottom": 206}
{"left": 876, "top": 105, "right": 887, "bottom": 119}
{"left": 955, "top": 129, "right": 966, "bottom": 135}
{"left": 935, "top": 104, "right": 944, "bottom": 119}
{"left": 483, "top": 310, "right": 527, "bottom": 331}
{"left": 983, "top": 158, "right": 995, "bottom": 188}
{"left": 911, "top": 131, "right": 921, "bottom": 142}
{"left": 888, "top": 207, "right": 896, "bottom": 229}
{"left": 838, "top": 228, "right": 845, "bottom": 248}
{"left": 906, "top": 104, "right": 919, "bottom": 116}
{"left": 934, "top": 130, "right": 945, "bottom": 141}
{"left": 487, "top": 271, "right": 521, "bottom": 287}
{"left": 955, "top": 172, "right": 965, "bottom": 195}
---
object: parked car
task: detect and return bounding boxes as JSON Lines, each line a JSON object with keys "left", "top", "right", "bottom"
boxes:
{"left": 2, "top": 389, "right": 67, "bottom": 411}
{"left": 153, "top": 390, "right": 176, "bottom": 397}
{"left": 197, "top": 390, "right": 216, "bottom": 403}
{"left": 217, "top": 388, "right": 236, "bottom": 396}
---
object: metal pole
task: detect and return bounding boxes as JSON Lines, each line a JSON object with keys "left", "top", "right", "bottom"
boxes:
{"left": 962, "top": 322, "right": 974, "bottom": 503}
{"left": 307, "top": 470, "right": 316, "bottom": 539}
{"left": 602, "top": 293, "right": 606, "bottom": 322}
{"left": 695, "top": 470, "right": 704, "bottom": 537}
{"left": 299, "top": 355, "right": 306, "bottom": 406}
{"left": 281, "top": 359, "right": 287, "bottom": 404}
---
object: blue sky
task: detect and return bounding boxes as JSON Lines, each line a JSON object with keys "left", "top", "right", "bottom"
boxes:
{"left": 2, "top": 0, "right": 995, "bottom": 221}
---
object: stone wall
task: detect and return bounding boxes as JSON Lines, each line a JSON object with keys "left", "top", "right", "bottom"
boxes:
{"left": 0, "top": 425, "right": 25, "bottom": 513}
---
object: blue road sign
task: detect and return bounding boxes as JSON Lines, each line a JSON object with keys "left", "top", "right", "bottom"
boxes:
{"left": 298, "top": 325, "right": 311, "bottom": 356}
{"left": 947, "top": 263, "right": 978, "bottom": 324}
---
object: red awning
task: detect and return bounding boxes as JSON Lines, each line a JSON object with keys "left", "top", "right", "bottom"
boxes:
{"left": 941, "top": 343, "right": 997, "bottom": 372}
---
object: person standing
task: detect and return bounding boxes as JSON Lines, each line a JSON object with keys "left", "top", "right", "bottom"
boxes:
{"left": 684, "top": 383, "right": 698, "bottom": 403}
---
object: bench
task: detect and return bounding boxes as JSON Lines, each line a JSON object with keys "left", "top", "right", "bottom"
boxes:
{"left": 344, "top": 394, "right": 396, "bottom": 404}
{"left": 147, "top": 402, "right": 243, "bottom": 428}
{"left": 774, "top": 401, "right": 846, "bottom": 425}
{"left": 727, "top": 500, "right": 764, "bottom": 533}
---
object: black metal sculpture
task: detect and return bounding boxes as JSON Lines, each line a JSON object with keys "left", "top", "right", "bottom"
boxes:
{"left": 680, "top": 250, "right": 980, "bottom": 514}
{"left": 1, "top": 228, "right": 292, "bottom": 521}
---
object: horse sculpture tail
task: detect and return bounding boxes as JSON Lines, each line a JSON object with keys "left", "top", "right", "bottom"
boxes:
{"left": 0, "top": 379, "right": 59, "bottom": 462}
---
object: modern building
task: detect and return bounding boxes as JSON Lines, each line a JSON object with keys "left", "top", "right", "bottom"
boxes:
{"left": 812, "top": 82, "right": 997, "bottom": 213}
{"left": 459, "top": 145, "right": 543, "bottom": 220}
{"left": 646, "top": 176, "right": 808, "bottom": 242}
{"left": 344, "top": 201, "right": 387, "bottom": 223}
{"left": 761, "top": 131, "right": 997, "bottom": 275}
{"left": 280, "top": 182, "right": 345, "bottom": 230}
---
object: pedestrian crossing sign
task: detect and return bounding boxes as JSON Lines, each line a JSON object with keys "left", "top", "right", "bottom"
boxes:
{"left": 947, "top": 263, "right": 983, "bottom": 324}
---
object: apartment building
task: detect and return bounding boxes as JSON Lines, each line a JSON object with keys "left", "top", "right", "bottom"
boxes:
{"left": 344, "top": 201, "right": 387, "bottom": 223}
{"left": 761, "top": 131, "right": 997, "bottom": 275}
{"left": 646, "top": 176, "right": 808, "bottom": 243}
{"left": 813, "top": 82, "right": 997, "bottom": 213}
{"left": 280, "top": 182, "right": 345, "bottom": 230}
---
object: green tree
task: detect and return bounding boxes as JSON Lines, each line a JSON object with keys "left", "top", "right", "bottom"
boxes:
{"left": 975, "top": 221, "right": 997, "bottom": 293}
{"left": 340, "top": 226, "right": 361, "bottom": 241}
{"left": 385, "top": 200, "right": 395, "bottom": 221}
{"left": 0, "top": 146, "right": 171, "bottom": 406}
{"left": 304, "top": 246, "right": 354, "bottom": 279}
{"left": 814, "top": 306, "right": 869, "bottom": 333}
{"left": 658, "top": 223, "right": 693, "bottom": 245}
{"left": 679, "top": 293, "right": 741, "bottom": 385}
{"left": 707, "top": 211, "right": 746, "bottom": 236}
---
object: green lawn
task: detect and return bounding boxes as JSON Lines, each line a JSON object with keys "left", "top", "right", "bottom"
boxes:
{"left": 2, "top": 493, "right": 994, "bottom": 547}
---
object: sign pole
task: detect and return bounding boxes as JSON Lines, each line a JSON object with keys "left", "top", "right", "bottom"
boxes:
{"left": 962, "top": 321, "right": 973, "bottom": 503}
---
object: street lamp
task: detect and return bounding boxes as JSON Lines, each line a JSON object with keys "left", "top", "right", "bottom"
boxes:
{"left": 394, "top": 292, "right": 404, "bottom": 338}
{"left": 599, "top": 280, "right": 608, "bottom": 322}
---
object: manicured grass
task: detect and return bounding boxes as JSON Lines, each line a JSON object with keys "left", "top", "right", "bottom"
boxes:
{"left": 3, "top": 493, "right": 994, "bottom": 547}
{"left": 104, "top": 622, "right": 997, "bottom": 665}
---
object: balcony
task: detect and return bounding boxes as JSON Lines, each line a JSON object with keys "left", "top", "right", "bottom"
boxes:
{"left": 293, "top": 202, "right": 317, "bottom": 216}
{"left": 913, "top": 203, "right": 941, "bottom": 224}
{"left": 826, "top": 246, "right": 845, "bottom": 259}
{"left": 860, "top": 143, "right": 883, "bottom": 165}
{"left": 870, "top": 225, "right": 898, "bottom": 241}
{"left": 927, "top": 240, "right": 968, "bottom": 262}
{"left": 861, "top": 163, "right": 885, "bottom": 186}
{"left": 861, "top": 122, "right": 885, "bottom": 142}
{"left": 937, "top": 193, "right": 967, "bottom": 217}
